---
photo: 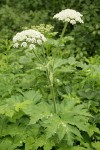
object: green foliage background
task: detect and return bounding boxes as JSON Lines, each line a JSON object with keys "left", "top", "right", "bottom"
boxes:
{"left": 0, "top": 0, "right": 100, "bottom": 150}
{"left": 0, "top": 0, "right": 100, "bottom": 55}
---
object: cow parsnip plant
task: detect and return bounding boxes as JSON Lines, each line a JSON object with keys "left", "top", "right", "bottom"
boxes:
{"left": 0, "top": 9, "right": 100, "bottom": 150}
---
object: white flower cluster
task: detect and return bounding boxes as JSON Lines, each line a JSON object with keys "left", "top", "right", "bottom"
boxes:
{"left": 53, "top": 9, "right": 84, "bottom": 25}
{"left": 13, "top": 29, "right": 47, "bottom": 49}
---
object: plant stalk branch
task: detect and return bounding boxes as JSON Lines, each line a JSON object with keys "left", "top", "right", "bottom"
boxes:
{"left": 60, "top": 22, "right": 68, "bottom": 38}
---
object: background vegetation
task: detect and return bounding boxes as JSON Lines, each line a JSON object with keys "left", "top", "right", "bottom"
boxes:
{"left": 0, "top": 0, "right": 100, "bottom": 150}
{"left": 0, "top": 0, "right": 100, "bottom": 55}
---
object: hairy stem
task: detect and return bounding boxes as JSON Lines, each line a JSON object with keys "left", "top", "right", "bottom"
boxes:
{"left": 60, "top": 22, "right": 68, "bottom": 38}
{"left": 46, "top": 68, "right": 56, "bottom": 113}
{"left": 33, "top": 46, "right": 57, "bottom": 113}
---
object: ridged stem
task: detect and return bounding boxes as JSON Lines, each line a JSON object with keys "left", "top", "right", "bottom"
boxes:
{"left": 60, "top": 22, "right": 68, "bottom": 38}
{"left": 46, "top": 68, "right": 56, "bottom": 113}
{"left": 51, "top": 84, "right": 56, "bottom": 113}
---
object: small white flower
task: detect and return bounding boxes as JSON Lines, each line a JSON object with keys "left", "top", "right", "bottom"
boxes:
{"left": 13, "top": 43, "right": 19, "bottom": 48}
{"left": 26, "top": 38, "right": 32, "bottom": 42}
{"left": 37, "top": 39, "right": 42, "bottom": 45}
{"left": 31, "top": 38, "right": 36, "bottom": 43}
{"left": 53, "top": 9, "right": 84, "bottom": 25}
{"left": 29, "top": 44, "right": 35, "bottom": 50}
{"left": 13, "top": 29, "right": 47, "bottom": 49}
{"left": 41, "top": 35, "right": 47, "bottom": 42}
{"left": 65, "top": 18, "right": 70, "bottom": 22}
{"left": 13, "top": 36, "right": 18, "bottom": 43}
{"left": 70, "top": 20, "right": 76, "bottom": 25}
{"left": 21, "top": 42, "right": 27, "bottom": 47}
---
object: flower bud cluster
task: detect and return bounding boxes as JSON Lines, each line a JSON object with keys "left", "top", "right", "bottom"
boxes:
{"left": 53, "top": 9, "right": 84, "bottom": 25}
{"left": 13, "top": 29, "right": 47, "bottom": 49}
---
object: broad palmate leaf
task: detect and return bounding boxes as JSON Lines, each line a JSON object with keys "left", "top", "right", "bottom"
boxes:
{"left": 42, "top": 99, "right": 91, "bottom": 146}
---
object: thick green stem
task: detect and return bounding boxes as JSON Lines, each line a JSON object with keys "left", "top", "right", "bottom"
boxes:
{"left": 46, "top": 68, "right": 56, "bottom": 113}
{"left": 33, "top": 46, "right": 57, "bottom": 113}
{"left": 50, "top": 84, "right": 56, "bottom": 113}
{"left": 60, "top": 22, "right": 68, "bottom": 38}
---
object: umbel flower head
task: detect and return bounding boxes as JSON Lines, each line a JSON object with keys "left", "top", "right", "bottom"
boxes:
{"left": 13, "top": 29, "right": 47, "bottom": 49}
{"left": 53, "top": 9, "right": 84, "bottom": 25}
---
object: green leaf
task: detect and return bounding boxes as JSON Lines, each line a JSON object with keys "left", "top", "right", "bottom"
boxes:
{"left": 88, "top": 125, "right": 100, "bottom": 136}
{"left": 43, "top": 140, "right": 55, "bottom": 150}
{"left": 0, "top": 90, "right": 42, "bottom": 117}
{"left": 71, "top": 146, "right": 87, "bottom": 150}
{"left": 32, "top": 135, "right": 54, "bottom": 150}
{"left": 0, "top": 103, "right": 15, "bottom": 117}
{"left": 34, "top": 135, "right": 46, "bottom": 149}
{"left": 64, "top": 130, "right": 75, "bottom": 146}
{"left": 25, "top": 136, "right": 35, "bottom": 150}
{"left": 0, "top": 137, "right": 14, "bottom": 150}
{"left": 92, "top": 141, "right": 100, "bottom": 150}
{"left": 43, "top": 115, "right": 61, "bottom": 138}
{"left": 57, "top": 124, "right": 66, "bottom": 141}
{"left": 53, "top": 58, "right": 67, "bottom": 70}
{"left": 67, "top": 57, "right": 76, "bottom": 65}
{"left": 56, "top": 99, "right": 92, "bottom": 144}
{"left": 23, "top": 102, "right": 52, "bottom": 125}
{"left": 23, "top": 90, "right": 42, "bottom": 102}
{"left": 19, "top": 56, "right": 32, "bottom": 64}
{"left": 15, "top": 100, "right": 32, "bottom": 112}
